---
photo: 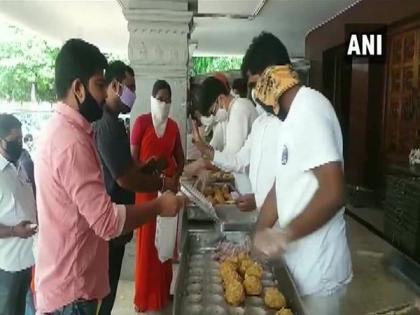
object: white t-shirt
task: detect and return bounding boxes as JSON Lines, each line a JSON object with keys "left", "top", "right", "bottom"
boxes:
{"left": 275, "top": 86, "right": 352, "bottom": 296}
{"left": 224, "top": 97, "right": 258, "bottom": 194}
{"left": 0, "top": 154, "right": 37, "bottom": 272}
{"left": 213, "top": 112, "right": 280, "bottom": 208}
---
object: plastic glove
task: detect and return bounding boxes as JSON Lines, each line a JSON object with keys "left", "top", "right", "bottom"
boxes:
{"left": 253, "top": 228, "right": 290, "bottom": 259}
{"left": 194, "top": 169, "right": 212, "bottom": 192}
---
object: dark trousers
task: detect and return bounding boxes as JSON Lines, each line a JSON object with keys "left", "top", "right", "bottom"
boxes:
{"left": 0, "top": 267, "right": 32, "bottom": 315}
{"left": 98, "top": 241, "right": 126, "bottom": 315}
{"left": 45, "top": 300, "right": 98, "bottom": 315}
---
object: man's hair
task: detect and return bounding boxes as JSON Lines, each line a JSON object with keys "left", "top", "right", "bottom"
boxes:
{"left": 241, "top": 32, "right": 291, "bottom": 78}
{"left": 0, "top": 114, "right": 21, "bottom": 138}
{"left": 126, "top": 65, "right": 135, "bottom": 77}
{"left": 55, "top": 38, "right": 108, "bottom": 99}
{"left": 197, "top": 77, "right": 229, "bottom": 115}
{"left": 232, "top": 78, "right": 247, "bottom": 98}
{"left": 152, "top": 80, "right": 172, "bottom": 98}
{"left": 105, "top": 60, "right": 127, "bottom": 85}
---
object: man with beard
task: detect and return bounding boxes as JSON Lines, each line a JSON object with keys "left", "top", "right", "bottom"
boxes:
{"left": 34, "top": 39, "right": 183, "bottom": 315}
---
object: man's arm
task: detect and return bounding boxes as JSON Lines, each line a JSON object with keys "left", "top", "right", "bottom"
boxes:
{"left": 284, "top": 162, "right": 344, "bottom": 241}
{"left": 0, "top": 222, "right": 37, "bottom": 239}
{"left": 254, "top": 162, "right": 344, "bottom": 258}
{"left": 0, "top": 223, "right": 14, "bottom": 238}
{"left": 255, "top": 183, "right": 279, "bottom": 231}
{"left": 60, "top": 141, "right": 183, "bottom": 241}
{"left": 116, "top": 162, "right": 167, "bottom": 192}
{"left": 121, "top": 191, "right": 183, "bottom": 234}
{"left": 187, "top": 120, "right": 253, "bottom": 175}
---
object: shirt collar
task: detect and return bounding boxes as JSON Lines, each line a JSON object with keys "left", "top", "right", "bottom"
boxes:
{"left": 54, "top": 102, "right": 93, "bottom": 135}
{"left": 0, "top": 153, "right": 10, "bottom": 171}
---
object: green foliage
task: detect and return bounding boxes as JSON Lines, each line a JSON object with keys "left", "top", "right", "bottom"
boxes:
{"left": 0, "top": 26, "right": 127, "bottom": 103}
{"left": 0, "top": 26, "right": 59, "bottom": 102}
{"left": 191, "top": 56, "right": 243, "bottom": 76}
{"left": 0, "top": 25, "right": 241, "bottom": 102}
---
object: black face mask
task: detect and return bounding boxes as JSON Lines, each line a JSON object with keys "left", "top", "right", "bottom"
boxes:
{"left": 2, "top": 139, "right": 22, "bottom": 162}
{"left": 75, "top": 87, "right": 103, "bottom": 123}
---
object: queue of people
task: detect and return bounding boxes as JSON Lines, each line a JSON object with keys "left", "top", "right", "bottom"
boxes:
{"left": 0, "top": 31, "right": 352, "bottom": 315}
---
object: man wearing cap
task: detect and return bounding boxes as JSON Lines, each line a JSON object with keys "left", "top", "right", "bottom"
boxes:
{"left": 92, "top": 61, "right": 178, "bottom": 315}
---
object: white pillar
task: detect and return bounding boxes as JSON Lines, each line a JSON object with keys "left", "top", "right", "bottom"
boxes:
{"left": 121, "top": 0, "right": 192, "bottom": 150}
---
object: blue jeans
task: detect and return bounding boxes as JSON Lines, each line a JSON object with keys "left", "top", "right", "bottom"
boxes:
{"left": 45, "top": 300, "right": 98, "bottom": 315}
{"left": 0, "top": 267, "right": 32, "bottom": 315}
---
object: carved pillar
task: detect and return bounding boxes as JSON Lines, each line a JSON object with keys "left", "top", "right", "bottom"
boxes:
{"left": 121, "top": 0, "right": 192, "bottom": 150}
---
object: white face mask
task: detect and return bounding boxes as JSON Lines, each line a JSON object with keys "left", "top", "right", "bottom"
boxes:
{"left": 200, "top": 115, "right": 215, "bottom": 127}
{"left": 150, "top": 96, "right": 171, "bottom": 137}
{"left": 215, "top": 108, "right": 228, "bottom": 122}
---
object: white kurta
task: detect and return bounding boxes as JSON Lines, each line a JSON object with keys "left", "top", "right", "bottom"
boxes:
{"left": 209, "top": 120, "right": 227, "bottom": 152}
{"left": 213, "top": 113, "right": 280, "bottom": 208}
{"left": 274, "top": 86, "right": 352, "bottom": 296}
{"left": 221, "top": 97, "right": 258, "bottom": 194}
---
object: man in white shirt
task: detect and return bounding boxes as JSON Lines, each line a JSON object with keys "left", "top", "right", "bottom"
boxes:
{"left": 242, "top": 32, "right": 352, "bottom": 315}
{"left": 196, "top": 76, "right": 258, "bottom": 194}
{"left": 0, "top": 114, "right": 37, "bottom": 315}
{"left": 190, "top": 108, "right": 279, "bottom": 213}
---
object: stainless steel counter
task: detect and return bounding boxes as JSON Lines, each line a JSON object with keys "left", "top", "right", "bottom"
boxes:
{"left": 178, "top": 203, "right": 420, "bottom": 314}
{"left": 173, "top": 230, "right": 307, "bottom": 315}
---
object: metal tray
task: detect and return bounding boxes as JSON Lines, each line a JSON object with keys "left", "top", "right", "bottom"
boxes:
{"left": 187, "top": 206, "right": 215, "bottom": 222}
{"left": 181, "top": 180, "right": 220, "bottom": 222}
{"left": 173, "top": 230, "right": 307, "bottom": 315}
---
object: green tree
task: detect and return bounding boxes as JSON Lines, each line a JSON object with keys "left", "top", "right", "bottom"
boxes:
{"left": 0, "top": 25, "right": 127, "bottom": 104}
{"left": 191, "top": 56, "right": 243, "bottom": 76}
{"left": 0, "top": 26, "right": 59, "bottom": 102}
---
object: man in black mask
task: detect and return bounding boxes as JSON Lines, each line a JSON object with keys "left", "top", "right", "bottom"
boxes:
{"left": 0, "top": 114, "right": 37, "bottom": 315}
{"left": 34, "top": 39, "right": 183, "bottom": 315}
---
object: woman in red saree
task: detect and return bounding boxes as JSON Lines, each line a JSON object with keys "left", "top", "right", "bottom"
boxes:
{"left": 130, "top": 80, "right": 184, "bottom": 313}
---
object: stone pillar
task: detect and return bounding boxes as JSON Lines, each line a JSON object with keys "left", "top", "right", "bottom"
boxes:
{"left": 121, "top": 0, "right": 192, "bottom": 150}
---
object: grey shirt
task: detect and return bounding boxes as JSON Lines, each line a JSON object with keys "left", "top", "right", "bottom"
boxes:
{"left": 93, "top": 108, "right": 134, "bottom": 245}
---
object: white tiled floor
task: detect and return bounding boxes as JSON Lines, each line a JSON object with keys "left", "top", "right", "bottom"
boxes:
{"left": 113, "top": 257, "right": 178, "bottom": 315}
{"left": 113, "top": 280, "right": 174, "bottom": 315}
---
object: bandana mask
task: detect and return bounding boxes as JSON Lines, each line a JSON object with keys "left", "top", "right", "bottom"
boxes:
{"left": 254, "top": 65, "right": 300, "bottom": 111}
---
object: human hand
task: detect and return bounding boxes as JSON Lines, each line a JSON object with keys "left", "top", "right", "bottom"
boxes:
{"left": 156, "top": 191, "right": 181, "bottom": 217}
{"left": 12, "top": 221, "right": 37, "bottom": 239}
{"left": 235, "top": 194, "right": 257, "bottom": 212}
{"left": 155, "top": 158, "right": 168, "bottom": 173}
{"left": 192, "top": 120, "right": 204, "bottom": 144}
{"left": 194, "top": 169, "right": 212, "bottom": 192}
{"left": 163, "top": 176, "right": 180, "bottom": 193}
{"left": 184, "top": 159, "right": 207, "bottom": 176}
{"left": 253, "top": 228, "right": 289, "bottom": 259}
